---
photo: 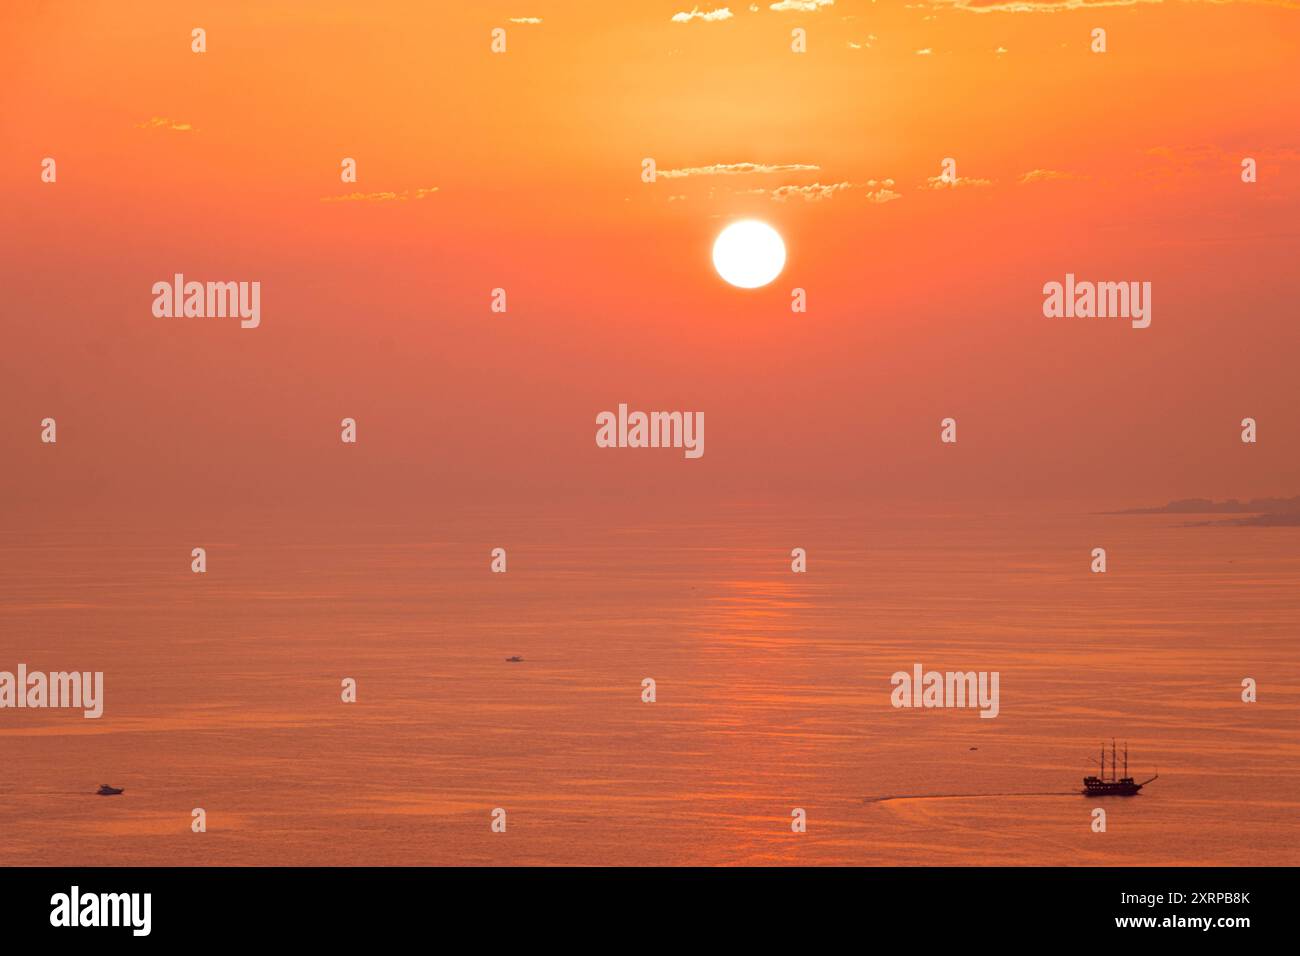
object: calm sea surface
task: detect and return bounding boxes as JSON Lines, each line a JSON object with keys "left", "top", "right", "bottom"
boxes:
{"left": 2, "top": 506, "right": 1297, "bottom": 865}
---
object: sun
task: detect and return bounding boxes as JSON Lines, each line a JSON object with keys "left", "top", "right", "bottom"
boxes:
{"left": 712, "top": 220, "right": 786, "bottom": 289}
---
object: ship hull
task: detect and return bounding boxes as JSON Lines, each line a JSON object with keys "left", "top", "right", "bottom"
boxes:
{"left": 1081, "top": 778, "right": 1142, "bottom": 796}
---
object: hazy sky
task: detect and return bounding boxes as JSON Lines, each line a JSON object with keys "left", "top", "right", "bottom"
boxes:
{"left": 3, "top": 1, "right": 1298, "bottom": 519}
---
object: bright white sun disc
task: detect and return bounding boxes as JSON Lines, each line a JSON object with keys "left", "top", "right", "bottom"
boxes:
{"left": 712, "top": 220, "right": 786, "bottom": 289}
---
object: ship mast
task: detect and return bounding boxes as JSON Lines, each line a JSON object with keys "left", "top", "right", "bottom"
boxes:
{"left": 1099, "top": 742, "right": 1105, "bottom": 778}
{"left": 1111, "top": 738, "right": 1117, "bottom": 782}
{"left": 1124, "top": 742, "right": 1128, "bottom": 779}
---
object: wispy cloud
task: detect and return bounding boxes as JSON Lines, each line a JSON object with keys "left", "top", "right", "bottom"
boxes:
{"left": 673, "top": 0, "right": 837, "bottom": 22}
{"left": 866, "top": 184, "right": 903, "bottom": 204}
{"left": 915, "top": 48, "right": 934, "bottom": 55}
{"left": 769, "top": 0, "right": 835, "bottom": 10}
{"left": 928, "top": 0, "right": 1158, "bottom": 11}
{"left": 927, "top": 0, "right": 1300, "bottom": 11}
{"left": 766, "top": 179, "right": 900, "bottom": 203}
{"left": 1140, "top": 144, "right": 1289, "bottom": 169}
{"left": 1018, "top": 168, "right": 1086, "bottom": 183}
{"left": 659, "top": 162, "right": 820, "bottom": 179}
{"left": 135, "top": 117, "right": 195, "bottom": 132}
{"left": 671, "top": 6, "right": 735, "bottom": 21}
{"left": 926, "top": 174, "right": 993, "bottom": 189}
{"left": 1136, "top": 144, "right": 1300, "bottom": 191}
{"left": 508, "top": 17, "right": 543, "bottom": 24}
{"left": 320, "top": 187, "right": 440, "bottom": 203}
{"left": 772, "top": 182, "right": 852, "bottom": 202}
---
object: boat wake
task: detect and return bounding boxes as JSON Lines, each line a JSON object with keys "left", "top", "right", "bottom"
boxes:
{"left": 865, "top": 791, "right": 1081, "bottom": 804}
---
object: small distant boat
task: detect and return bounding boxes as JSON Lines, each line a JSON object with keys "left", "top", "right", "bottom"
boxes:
{"left": 96, "top": 784, "right": 124, "bottom": 796}
{"left": 1082, "top": 740, "right": 1157, "bottom": 796}
{"left": 505, "top": 656, "right": 524, "bottom": 663}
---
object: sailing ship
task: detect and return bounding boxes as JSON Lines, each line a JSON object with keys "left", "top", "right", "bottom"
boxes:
{"left": 1082, "top": 740, "right": 1157, "bottom": 796}
{"left": 96, "top": 784, "right": 124, "bottom": 796}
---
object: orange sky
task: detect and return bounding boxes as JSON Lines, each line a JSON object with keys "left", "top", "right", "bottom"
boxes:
{"left": 2, "top": 1, "right": 1298, "bottom": 520}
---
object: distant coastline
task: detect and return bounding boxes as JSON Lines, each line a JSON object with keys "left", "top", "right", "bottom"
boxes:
{"left": 1105, "top": 496, "right": 1300, "bottom": 527}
